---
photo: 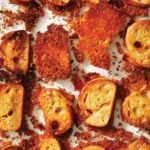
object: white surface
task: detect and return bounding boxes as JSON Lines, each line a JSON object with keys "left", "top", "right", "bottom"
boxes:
{"left": 0, "top": 0, "right": 150, "bottom": 147}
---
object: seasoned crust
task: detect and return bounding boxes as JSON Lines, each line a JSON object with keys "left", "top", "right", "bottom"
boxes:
{"left": 33, "top": 24, "right": 71, "bottom": 81}
{"left": 73, "top": 2, "right": 127, "bottom": 70}
{"left": 125, "top": 19, "right": 150, "bottom": 68}
{"left": 122, "top": 82, "right": 150, "bottom": 128}
{"left": 0, "top": 83, "right": 24, "bottom": 131}
{"left": 124, "top": 0, "right": 150, "bottom": 7}
{"left": 83, "top": 145, "right": 105, "bottom": 150}
{"left": 78, "top": 78, "right": 116, "bottom": 127}
{"left": 38, "top": 88, "right": 74, "bottom": 135}
{"left": 47, "top": 0, "right": 70, "bottom": 6}
{"left": 127, "top": 139, "right": 150, "bottom": 149}
{"left": 9, "top": 0, "right": 32, "bottom": 5}
{"left": 39, "top": 138, "right": 62, "bottom": 150}
{"left": 0, "top": 30, "right": 29, "bottom": 74}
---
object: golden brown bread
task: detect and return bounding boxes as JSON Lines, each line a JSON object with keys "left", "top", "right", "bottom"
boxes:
{"left": 4, "top": 145, "right": 19, "bottom": 150}
{"left": 126, "top": 139, "right": 150, "bottom": 150}
{"left": 0, "top": 83, "right": 24, "bottom": 131}
{"left": 124, "top": 0, "right": 150, "bottom": 7}
{"left": 125, "top": 20, "right": 150, "bottom": 68}
{"left": 38, "top": 88, "right": 74, "bottom": 135}
{"left": 9, "top": 0, "right": 32, "bottom": 5}
{"left": 122, "top": 82, "right": 150, "bottom": 128}
{"left": 48, "top": 0, "right": 70, "bottom": 6}
{"left": 0, "top": 30, "right": 29, "bottom": 74}
{"left": 83, "top": 145, "right": 105, "bottom": 150}
{"left": 39, "top": 138, "right": 62, "bottom": 150}
{"left": 78, "top": 78, "right": 116, "bottom": 127}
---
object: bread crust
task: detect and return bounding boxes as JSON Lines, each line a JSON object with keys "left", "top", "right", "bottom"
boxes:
{"left": 0, "top": 30, "right": 29, "bottom": 74}
{"left": 83, "top": 145, "right": 105, "bottom": 150}
{"left": 48, "top": 0, "right": 70, "bottom": 6}
{"left": 125, "top": 20, "right": 150, "bottom": 68}
{"left": 39, "top": 138, "right": 62, "bottom": 150}
{"left": 0, "top": 83, "right": 24, "bottom": 131}
{"left": 38, "top": 88, "right": 74, "bottom": 135}
{"left": 127, "top": 139, "right": 150, "bottom": 149}
{"left": 122, "top": 82, "right": 150, "bottom": 128}
{"left": 9, "top": 0, "right": 32, "bottom": 5}
{"left": 124, "top": 0, "right": 150, "bottom": 7}
{"left": 78, "top": 78, "right": 116, "bottom": 127}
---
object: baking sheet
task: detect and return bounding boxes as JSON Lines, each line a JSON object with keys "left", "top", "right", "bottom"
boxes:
{"left": 0, "top": 0, "right": 150, "bottom": 148}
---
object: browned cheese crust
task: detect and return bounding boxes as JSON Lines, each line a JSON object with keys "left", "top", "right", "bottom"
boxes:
{"left": 73, "top": 2, "right": 127, "bottom": 70}
{"left": 33, "top": 24, "right": 71, "bottom": 81}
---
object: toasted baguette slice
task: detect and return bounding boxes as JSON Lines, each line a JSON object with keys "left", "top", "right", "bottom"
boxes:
{"left": 0, "top": 83, "right": 24, "bottom": 131}
{"left": 78, "top": 78, "right": 116, "bottom": 127}
{"left": 125, "top": 20, "right": 150, "bottom": 68}
{"left": 0, "top": 30, "right": 29, "bottom": 74}
{"left": 38, "top": 88, "right": 74, "bottom": 135}
{"left": 48, "top": 0, "right": 70, "bottom": 6}
{"left": 127, "top": 139, "right": 150, "bottom": 149}
{"left": 9, "top": 0, "right": 32, "bottom": 5}
{"left": 122, "top": 82, "right": 150, "bottom": 128}
{"left": 124, "top": 0, "right": 150, "bottom": 7}
{"left": 39, "top": 138, "right": 62, "bottom": 150}
{"left": 4, "top": 145, "right": 19, "bottom": 150}
{"left": 83, "top": 145, "right": 105, "bottom": 150}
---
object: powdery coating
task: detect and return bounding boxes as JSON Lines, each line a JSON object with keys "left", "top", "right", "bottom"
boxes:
{"left": 33, "top": 24, "right": 71, "bottom": 81}
{"left": 73, "top": 2, "right": 127, "bottom": 70}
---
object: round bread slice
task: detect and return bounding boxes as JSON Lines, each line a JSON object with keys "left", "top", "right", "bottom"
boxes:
{"left": 78, "top": 78, "right": 117, "bottom": 127}
{"left": 124, "top": 0, "right": 150, "bottom": 7}
{"left": 127, "top": 139, "right": 150, "bottom": 149}
{"left": 39, "top": 138, "right": 62, "bottom": 150}
{"left": 125, "top": 20, "right": 150, "bottom": 68}
{"left": 122, "top": 83, "right": 150, "bottom": 128}
{"left": 38, "top": 88, "right": 74, "bottom": 135}
{"left": 83, "top": 145, "right": 105, "bottom": 150}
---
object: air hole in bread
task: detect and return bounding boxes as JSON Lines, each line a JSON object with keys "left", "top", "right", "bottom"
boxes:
{"left": 86, "top": 109, "right": 93, "bottom": 114}
{"left": 55, "top": 107, "right": 65, "bottom": 114}
{"left": 133, "top": 107, "right": 141, "bottom": 115}
{"left": 8, "top": 110, "right": 13, "bottom": 116}
{"left": 13, "top": 57, "right": 20, "bottom": 64}
{"left": 51, "top": 120, "right": 59, "bottom": 130}
{"left": 133, "top": 41, "right": 142, "bottom": 48}
{"left": 6, "top": 88, "right": 11, "bottom": 93}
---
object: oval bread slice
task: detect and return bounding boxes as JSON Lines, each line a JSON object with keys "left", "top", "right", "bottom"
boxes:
{"left": 0, "top": 30, "right": 29, "bottom": 74}
{"left": 39, "top": 138, "right": 62, "bottom": 150}
{"left": 127, "top": 139, "right": 150, "bottom": 149}
{"left": 38, "top": 88, "right": 74, "bottom": 135}
{"left": 125, "top": 20, "right": 150, "bottom": 68}
{"left": 122, "top": 82, "right": 150, "bottom": 128}
{"left": 124, "top": 0, "right": 150, "bottom": 7}
{"left": 78, "top": 78, "right": 116, "bottom": 127}
{"left": 0, "top": 83, "right": 24, "bottom": 131}
{"left": 83, "top": 145, "right": 105, "bottom": 150}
